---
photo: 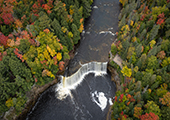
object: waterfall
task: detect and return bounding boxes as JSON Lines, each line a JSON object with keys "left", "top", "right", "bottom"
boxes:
{"left": 56, "top": 61, "right": 108, "bottom": 100}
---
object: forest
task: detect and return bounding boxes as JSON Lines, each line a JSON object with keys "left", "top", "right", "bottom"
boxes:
{"left": 0, "top": 0, "right": 93, "bottom": 116}
{"left": 110, "top": 0, "right": 170, "bottom": 119}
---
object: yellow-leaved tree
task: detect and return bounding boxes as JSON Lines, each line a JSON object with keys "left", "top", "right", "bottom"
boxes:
{"left": 119, "top": 0, "right": 128, "bottom": 7}
{"left": 47, "top": 45, "right": 56, "bottom": 57}
{"left": 57, "top": 52, "right": 62, "bottom": 61}
{"left": 22, "top": 30, "right": 69, "bottom": 85}
{"left": 121, "top": 66, "right": 132, "bottom": 77}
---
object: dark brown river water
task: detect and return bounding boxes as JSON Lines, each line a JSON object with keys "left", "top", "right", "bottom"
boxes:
{"left": 26, "top": 0, "right": 121, "bottom": 120}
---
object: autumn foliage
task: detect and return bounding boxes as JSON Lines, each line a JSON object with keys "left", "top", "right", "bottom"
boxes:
{"left": 157, "top": 13, "right": 165, "bottom": 25}
{"left": 111, "top": 0, "right": 170, "bottom": 120}
{"left": 0, "top": 0, "right": 92, "bottom": 116}
{"left": 0, "top": 33, "right": 8, "bottom": 47}
{"left": 140, "top": 112, "right": 159, "bottom": 120}
{"left": 59, "top": 61, "right": 65, "bottom": 71}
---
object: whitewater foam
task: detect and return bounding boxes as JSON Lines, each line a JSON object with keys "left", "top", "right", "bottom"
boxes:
{"left": 99, "top": 31, "right": 115, "bottom": 36}
{"left": 56, "top": 62, "right": 108, "bottom": 100}
{"left": 91, "top": 91, "right": 107, "bottom": 111}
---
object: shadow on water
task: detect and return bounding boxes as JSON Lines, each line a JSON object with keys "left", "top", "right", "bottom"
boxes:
{"left": 26, "top": 0, "right": 121, "bottom": 119}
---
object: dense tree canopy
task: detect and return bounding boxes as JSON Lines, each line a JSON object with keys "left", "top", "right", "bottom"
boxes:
{"left": 0, "top": 0, "right": 92, "bottom": 115}
{"left": 111, "top": 0, "right": 170, "bottom": 119}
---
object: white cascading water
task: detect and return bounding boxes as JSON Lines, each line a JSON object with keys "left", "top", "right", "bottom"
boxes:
{"left": 56, "top": 61, "right": 108, "bottom": 100}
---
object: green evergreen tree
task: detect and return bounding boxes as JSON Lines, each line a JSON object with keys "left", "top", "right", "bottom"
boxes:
{"left": 51, "top": 19, "right": 67, "bottom": 46}
{"left": 118, "top": 15, "right": 126, "bottom": 29}
{"left": 165, "top": 29, "right": 170, "bottom": 38}
{"left": 81, "top": 0, "right": 91, "bottom": 18}
{"left": 138, "top": 22, "right": 146, "bottom": 33}
{"left": 51, "top": 18, "right": 62, "bottom": 36}
{"left": 54, "top": 1, "right": 68, "bottom": 21}
{"left": 156, "top": 0, "right": 167, "bottom": 6}
{"left": 147, "top": 45, "right": 158, "bottom": 57}
{"left": 149, "top": 25, "right": 160, "bottom": 41}
{"left": 135, "top": 71, "right": 143, "bottom": 81}
{"left": 36, "top": 11, "right": 52, "bottom": 31}
{"left": 161, "top": 107, "right": 170, "bottom": 120}
{"left": 71, "top": 5, "right": 82, "bottom": 28}
{"left": 139, "top": 29, "right": 147, "bottom": 41}
{"left": 165, "top": 17, "right": 170, "bottom": 29}
{"left": 142, "top": 72, "right": 152, "bottom": 87}
{"left": 18, "top": 39, "right": 30, "bottom": 54}
{"left": 75, "top": 0, "right": 79, "bottom": 8}
{"left": 135, "top": 44, "right": 142, "bottom": 58}
{"left": 122, "top": 40, "right": 130, "bottom": 50}
{"left": 147, "top": 55, "right": 159, "bottom": 70}
{"left": 129, "top": 1, "right": 137, "bottom": 14}
{"left": 121, "top": 4, "right": 130, "bottom": 18}
{"left": 28, "top": 24, "right": 40, "bottom": 37}
{"left": 71, "top": 23, "right": 80, "bottom": 44}
{"left": 65, "top": 35, "right": 73, "bottom": 51}
{"left": 61, "top": 0, "right": 74, "bottom": 9}
{"left": 60, "top": 16, "right": 69, "bottom": 29}
{"left": 146, "top": 20, "right": 154, "bottom": 32}
{"left": 136, "top": 54, "right": 147, "bottom": 70}
{"left": 131, "top": 12, "right": 139, "bottom": 23}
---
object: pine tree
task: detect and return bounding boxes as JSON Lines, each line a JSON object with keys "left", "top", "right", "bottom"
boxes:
{"left": 139, "top": 29, "right": 147, "bottom": 41}
{"left": 54, "top": 1, "right": 65, "bottom": 21}
{"left": 81, "top": 0, "right": 91, "bottom": 18}
{"left": 122, "top": 40, "right": 130, "bottom": 50}
{"left": 75, "top": 0, "right": 79, "bottom": 8}
{"left": 134, "top": 81, "right": 142, "bottom": 92}
{"left": 65, "top": 35, "right": 73, "bottom": 51}
{"left": 71, "top": 23, "right": 80, "bottom": 44}
{"left": 18, "top": 39, "right": 30, "bottom": 54}
{"left": 129, "top": 1, "right": 137, "bottom": 12}
{"left": 36, "top": 11, "right": 52, "bottom": 31}
{"left": 135, "top": 44, "right": 142, "bottom": 58}
{"left": 136, "top": 54, "right": 147, "bottom": 70}
{"left": 150, "top": 74, "right": 157, "bottom": 85}
{"left": 146, "top": 20, "right": 155, "bottom": 32}
{"left": 131, "top": 12, "right": 139, "bottom": 23}
{"left": 135, "top": 71, "right": 143, "bottom": 81}
{"left": 142, "top": 72, "right": 152, "bottom": 87}
{"left": 28, "top": 25, "right": 40, "bottom": 37}
{"left": 51, "top": 19, "right": 67, "bottom": 46}
{"left": 138, "top": 22, "right": 146, "bottom": 33}
{"left": 60, "top": 16, "right": 69, "bottom": 29}
{"left": 71, "top": 5, "right": 82, "bottom": 28}
{"left": 121, "top": 4, "right": 130, "bottom": 18}
{"left": 165, "top": 17, "right": 170, "bottom": 29}
{"left": 156, "top": 0, "right": 167, "bottom": 7}
{"left": 118, "top": 15, "right": 126, "bottom": 29}
{"left": 149, "top": 25, "right": 160, "bottom": 41}
{"left": 61, "top": 0, "right": 74, "bottom": 9}
{"left": 51, "top": 18, "right": 62, "bottom": 36}
{"left": 147, "top": 55, "right": 159, "bottom": 70}
{"left": 147, "top": 46, "right": 158, "bottom": 57}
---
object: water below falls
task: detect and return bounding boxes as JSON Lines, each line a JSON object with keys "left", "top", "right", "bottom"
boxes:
{"left": 26, "top": 70, "right": 116, "bottom": 120}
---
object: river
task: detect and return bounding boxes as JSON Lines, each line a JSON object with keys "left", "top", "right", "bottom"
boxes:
{"left": 26, "top": 0, "right": 120, "bottom": 119}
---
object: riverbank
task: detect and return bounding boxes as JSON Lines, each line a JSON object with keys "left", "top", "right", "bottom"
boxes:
{"left": 110, "top": 0, "right": 170, "bottom": 119}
